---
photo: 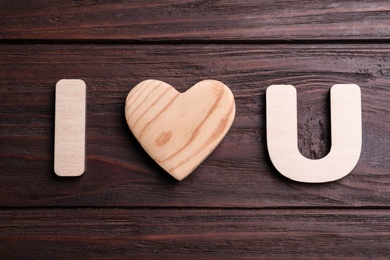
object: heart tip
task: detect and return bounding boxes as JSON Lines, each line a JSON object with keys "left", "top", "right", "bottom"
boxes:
{"left": 171, "top": 172, "right": 191, "bottom": 181}
{"left": 173, "top": 175, "right": 186, "bottom": 181}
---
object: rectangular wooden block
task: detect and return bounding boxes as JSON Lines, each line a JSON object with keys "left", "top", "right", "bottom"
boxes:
{"left": 54, "top": 79, "right": 86, "bottom": 177}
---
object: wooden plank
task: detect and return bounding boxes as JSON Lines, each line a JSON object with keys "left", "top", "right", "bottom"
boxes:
{"left": 1, "top": 44, "right": 390, "bottom": 207}
{"left": 1, "top": 0, "right": 390, "bottom": 41}
{"left": 0, "top": 208, "right": 390, "bottom": 258}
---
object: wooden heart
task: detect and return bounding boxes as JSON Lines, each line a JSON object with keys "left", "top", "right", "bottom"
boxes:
{"left": 125, "top": 79, "right": 235, "bottom": 181}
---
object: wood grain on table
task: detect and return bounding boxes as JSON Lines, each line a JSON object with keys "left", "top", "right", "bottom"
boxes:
{"left": 1, "top": 1, "right": 390, "bottom": 258}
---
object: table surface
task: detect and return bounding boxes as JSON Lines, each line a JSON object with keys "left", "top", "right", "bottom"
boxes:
{"left": 1, "top": 1, "right": 390, "bottom": 258}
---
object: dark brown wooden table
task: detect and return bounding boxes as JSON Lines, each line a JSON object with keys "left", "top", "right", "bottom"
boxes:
{"left": 1, "top": 1, "right": 390, "bottom": 258}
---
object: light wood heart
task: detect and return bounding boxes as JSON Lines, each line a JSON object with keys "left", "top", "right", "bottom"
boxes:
{"left": 125, "top": 79, "right": 235, "bottom": 181}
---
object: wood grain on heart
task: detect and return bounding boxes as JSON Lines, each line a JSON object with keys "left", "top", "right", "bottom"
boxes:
{"left": 125, "top": 79, "right": 235, "bottom": 181}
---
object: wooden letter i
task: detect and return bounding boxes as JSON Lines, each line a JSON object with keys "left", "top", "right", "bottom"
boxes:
{"left": 54, "top": 79, "right": 86, "bottom": 177}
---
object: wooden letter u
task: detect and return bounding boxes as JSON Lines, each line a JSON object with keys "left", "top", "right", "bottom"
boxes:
{"left": 266, "top": 84, "right": 362, "bottom": 183}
